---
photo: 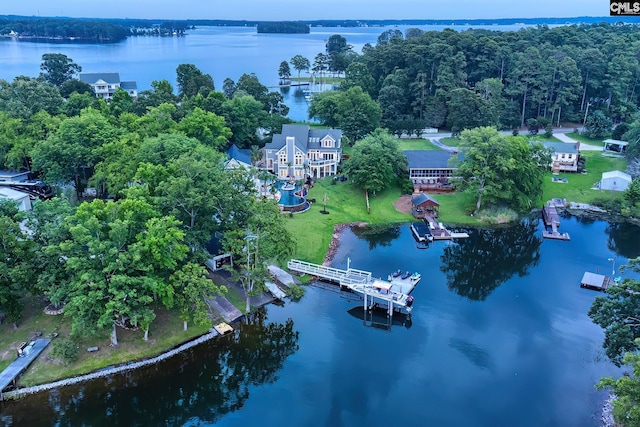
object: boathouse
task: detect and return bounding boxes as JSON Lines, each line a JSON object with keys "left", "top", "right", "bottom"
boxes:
{"left": 411, "top": 193, "right": 440, "bottom": 218}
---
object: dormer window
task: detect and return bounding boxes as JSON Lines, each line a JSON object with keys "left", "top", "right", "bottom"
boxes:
{"left": 322, "top": 138, "right": 334, "bottom": 148}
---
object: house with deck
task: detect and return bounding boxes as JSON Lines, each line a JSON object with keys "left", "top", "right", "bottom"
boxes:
{"left": 262, "top": 124, "right": 342, "bottom": 180}
{"left": 542, "top": 142, "right": 580, "bottom": 173}
{"left": 404, "top": 150, "right": 459, "bottom": 190}
{"left": 225, "top": 144, "right": 253, "bottom": 171}
{"left": 79, "top": 73, "right": 138, "bottom": 100}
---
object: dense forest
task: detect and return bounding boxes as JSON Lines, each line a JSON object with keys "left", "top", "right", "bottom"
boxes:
{"left": 302, "top": 23, "right": 640, "bottom": 137}
{"left": 257, "top": 22, "right": 309, "bottom": 34}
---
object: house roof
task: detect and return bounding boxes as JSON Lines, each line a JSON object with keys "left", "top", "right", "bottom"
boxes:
{"left": 120, "top": 81, "right": 137, "bottom": 90}
{"left": 542, "top": 142, "right": 579, "bottom": 154}
{"left": 602, "top": 170, "right": 632, "bottom": 181}
{"left": 79, "top": 73, "right": 121, "bottom": 85}
{"left": 411, "top": 193, "right": 440, "bottom": 206}
{"left": 0, "top": 170, "right": 29, "bottom": 181}
{"left": 265, "top": 124, "right": 342, "bottom": 151}
{"left": 227, "top": 144, "right": 252, "bottom": 166}
{"left": 404, "top": 150, "right": 456, "bottom": 169}
{"left": 0, "top": 187, "right": 30, "bottom": 201}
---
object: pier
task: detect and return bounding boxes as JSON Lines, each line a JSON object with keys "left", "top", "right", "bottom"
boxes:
{"left": 287, "top": 259, "right": 416, "bottom": 317}
{"left": 0, "top": 338, "right": 50, "bottom": 399}
{"left": 580, "top": 271, "right": 611, "bottom": 292}
{"left": 424, "top": 218, "right": 469, "bottom": 240}
{"left": 542, "top": 199, "right": 570, "bottom": 241}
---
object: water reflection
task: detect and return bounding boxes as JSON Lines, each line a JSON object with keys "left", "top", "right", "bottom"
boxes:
{"left": 352, "top": 224, "right": 402, "bottom": 250}
{"left": 440, "top": 219, "right": 542, "bottom": 300}
{"left": 0, "top": 308, "right": 299, "bottom": 426}
{"left": 606, "top": 222, "right": 640, "bottom": 259}
{"left": 346, "top": 306, "right": 413, "bottom": 331}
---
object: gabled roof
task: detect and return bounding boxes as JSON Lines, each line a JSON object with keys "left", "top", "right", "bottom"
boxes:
{"left": 0, "top": 187, "right": 30, "bottom": 200}
{"left": 404, "top": 150, "right": 456, "bottom": 169}
{"left": 226, "top": 144, "right": 252, "bottom": 166}
{"left": 542, "top": 142, "right": 579, "bottom": 154}
{"left": 120, "top": 81, "right": 137, "bottom": 90}
{"left": 79, "top": 73, "right": 121, "bottom": 85}
{"left": 264, "top": 124, "right": 342, "bottom": 152}
{"left": 411, "top": 193, "right": 440, "bottom": 206}
{"left": 602, "top": 170, "right": 632, "bottom": 181}
{"left": 309, "top": 128, "right": 342, "bottom": 149}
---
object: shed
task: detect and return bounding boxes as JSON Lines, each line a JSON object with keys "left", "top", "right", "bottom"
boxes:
{"left": 411, "top": 193, "right": 440, "bottom": 212}
{"left": 601, "top": 170, "right": 632, "bottom": 192}
{"left": 0, "top": 170, "right": 29, "bottom": 183}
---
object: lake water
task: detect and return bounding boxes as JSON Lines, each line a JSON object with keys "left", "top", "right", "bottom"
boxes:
{"left": 2, "top": 214, "right": 640, "bottom": 427}
{"left": 0, "top": 24, "right": 540, "bottom": 122}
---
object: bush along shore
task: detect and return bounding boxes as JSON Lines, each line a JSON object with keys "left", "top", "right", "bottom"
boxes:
{"left": 3, "top": 330, "right": 220, "bottom": 401}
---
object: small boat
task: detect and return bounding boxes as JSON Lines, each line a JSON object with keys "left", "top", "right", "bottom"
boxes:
{"left": 401, "top": 271, "right": 411, "bottom": 280}
{"left": 410, "top": 272, "right": 421, "bottom": 283}
{"left": 392, "top": 269, "right": 402, "bottom": 278}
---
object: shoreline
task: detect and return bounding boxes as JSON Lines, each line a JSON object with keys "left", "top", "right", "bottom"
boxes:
{"left": 322, "top": 222, "right": 368, "bottom": 266}
{"left": 2, "top": 330, "right": 222, "bottom": 401}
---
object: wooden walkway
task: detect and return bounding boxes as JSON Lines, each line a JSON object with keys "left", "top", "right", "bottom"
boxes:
{"left": 542, "top": 203, "right": 570, "bottom": 241}
{"left": 0, "top": 338, "right": 50, "bottom": 397}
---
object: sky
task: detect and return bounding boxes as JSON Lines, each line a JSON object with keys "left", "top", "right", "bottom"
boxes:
{"left": 2, "top": 0, "right": 610, "bottom": 21}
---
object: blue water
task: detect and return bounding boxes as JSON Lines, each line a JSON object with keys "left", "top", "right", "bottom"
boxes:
{"left": 2, "top": 215, "right": 639, "bottom": 426}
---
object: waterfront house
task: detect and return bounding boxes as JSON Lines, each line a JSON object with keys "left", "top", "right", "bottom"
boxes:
{"left": 542, "top": 142, "right": 580, "bottom": 173}
{"left": 79, "top": 73, "right": 138, "bottom": 100}
{"left": 404, "top": 150, "right": 459, "bottom": 190}
{"left": 600, "top": 170, "right": 632, "bottom": 192}
{"left": 262, "top": 124, "right": 342, "bottom": 180}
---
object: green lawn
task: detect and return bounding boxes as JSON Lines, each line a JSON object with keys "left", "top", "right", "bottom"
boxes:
{"left": 286, "top": 178, "right": 411, "bottom": 263}
{"left": 439, "top": 137, "right": 461, "bottom": 147}
{"left": 540, "top": 151, "right": 627, "bottom": 204}
{"left": 397, "top": 138, "right": 440, "bottom": 151}
{"left": 0, "top": 295, "right": 222, "bottom": 387}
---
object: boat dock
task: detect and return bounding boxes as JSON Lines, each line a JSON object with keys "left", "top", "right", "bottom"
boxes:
{"left": 410, "top": 222, "right": 432, "bottom": 243}
{"left": 424, "top": 219, "right": 469, "bottom": 240}
{"left": 542, "top": 201, "right": 570, "bottom": 241}
{"left": 580, "top": 271, "right": 611, "bottom": 291}
{"left": 0, "top": 338, "right": 50, "bottom": 399}
{"left": 287, "top": 259, "right": 416, "bottom": 317}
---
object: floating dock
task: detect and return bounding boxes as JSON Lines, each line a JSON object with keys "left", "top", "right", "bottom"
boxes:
{"left": 287, "top": 259, "right": 416, "bottom": 317}
{"left": 580, "top": 271, "right": 611, "bottom": 292}
{"left": 410, "top": 222, "right": 432, "bottom": 243}
{"left": 424, "top": 219, "right": 469, "bottom": 240}
{"left": 0, "top": 338, "right": 50, "bottom": 399}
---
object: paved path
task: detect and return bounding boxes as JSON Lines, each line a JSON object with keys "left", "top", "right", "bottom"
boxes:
{"left": 553, "top": 132, "right": 602, "bottom": 151}
{"left": 0, "top": 339, "right": 50, "bottom": 393}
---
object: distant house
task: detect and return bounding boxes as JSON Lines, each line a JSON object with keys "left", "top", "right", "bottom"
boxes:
{"left": 0, "top": 187, "right": 32, "bottom": 211}
{"left": 262, "top": 124, "right": 342, "bottom": 180}
{"left": 79, "top": 72, "right": 138, "bottom": 100}
{"left": 542, "top": 142, "right": 580, "bottom": 173}
{"left": 404, "top": 150, "right": 459, "bottom": 190}
{"left": 225, "top": 144, "right": 253, "bottom": 170}
{"left": 600, "top": 170, "right": 632, "bottom": 192}
{"left": 603, "top": 139, "right": 628, "bottom": 155}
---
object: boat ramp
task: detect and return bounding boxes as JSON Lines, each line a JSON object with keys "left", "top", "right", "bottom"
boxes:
{"left": 287, "top": 259, "right": 417, "bottom": 317}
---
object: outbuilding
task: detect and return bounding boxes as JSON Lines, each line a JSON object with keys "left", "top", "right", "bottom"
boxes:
{"left": 411, "top": 193, "right": 440, "bottom": 217}
{"left": 600, "top": 170, "right": 632, "bottom": 192}
{"left": 0, "top": 187, "right": 32, "bottom": 211}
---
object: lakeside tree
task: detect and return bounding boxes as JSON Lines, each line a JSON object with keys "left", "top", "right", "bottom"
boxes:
{"left": 589, "top": 257, "right": 640, "bottom": 366}
{"left": 453, "top": 127, "right": 547, "bottom": 214}
{"left": 290, "top": 55, "right": 310, "bottom": 80}
{"left": 176, "top": 64, "right": 215, "bottom": 98}
{"left": 343, "top": 128, "right": 407, "bottom": 197}
{"left": 278, "top": 61, "right": 291, "bottom": 81}
{"left": 39, "top": 53, "right": 82, "bottom": 87}
{"left": 0, "top": 76, "right": 63, "bottom": 119}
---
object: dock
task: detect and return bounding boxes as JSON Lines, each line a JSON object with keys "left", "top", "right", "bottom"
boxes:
{"left": 424, "top": 219, "right": 469, "bottom": 240}
{"left": 580, "top": 271, "right": 611, "bottom": 291}
{"left": 542, "top": 202, "right": 570, "bottom": 241}
{"left": 410, "top": 222, "right": 432, "bottom": 243}
{"left": 265, "top": 281, "right": 286, "bottom": 300}
{"left": 0, "top": 338, "right": 50, "bottom": 398}
{"left": 287, "top": 259, "right": 416, "bottom": 317}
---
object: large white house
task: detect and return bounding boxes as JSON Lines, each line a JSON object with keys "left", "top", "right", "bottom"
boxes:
{"left": 262, "top": 124, "right": 342, "bottom": 180}
{"left": 542, "top": 142, "right": 580, "bottom": 173}
{"left": 79, "top": 73, "right": 138, "bottom": 100}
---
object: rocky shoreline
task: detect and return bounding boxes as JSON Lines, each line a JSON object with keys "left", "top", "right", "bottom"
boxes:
{"left": 3, "top": 330, "right": 220, "bottom": 401}
{"left": 322, "top": 222, "right": 368, "bottom": 266}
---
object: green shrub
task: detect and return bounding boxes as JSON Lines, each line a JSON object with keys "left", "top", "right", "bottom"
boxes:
{"left": 400, "top": 178, "right": 415, "bottom": 195}
{"left": 51, "top": 338, "right": 80, "bottom": 364}
{"left": 286, "top": 284, "right": 306, "bottom": 301}
{"left": 476, "top": 207, "right": 519, "bottom": 224}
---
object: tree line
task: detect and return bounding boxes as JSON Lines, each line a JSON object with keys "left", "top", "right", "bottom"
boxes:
{"left": 0, "top": 55, "right": 295, "bottom": 347}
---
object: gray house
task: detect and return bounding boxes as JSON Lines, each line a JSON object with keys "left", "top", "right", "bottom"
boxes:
{"left": 79, "top": 73, "right": 138, "bottom": 100}
{"left": 262, "top": 124, "right": 342, "bottom": 180}
{"left": 404, "top": 150, "right": 459, "bottom": 189}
